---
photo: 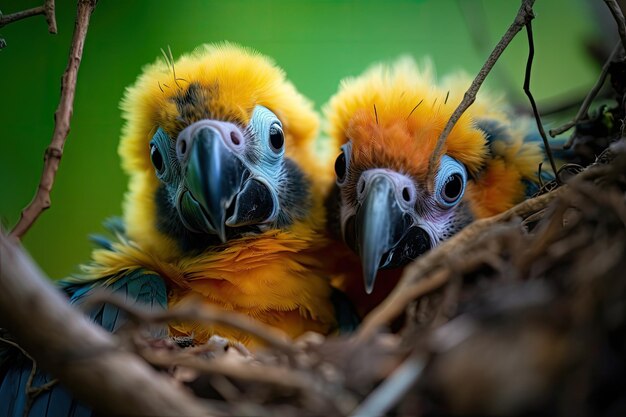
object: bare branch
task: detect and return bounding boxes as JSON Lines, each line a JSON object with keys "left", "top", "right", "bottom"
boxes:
{"left": 349, "top": 353, "right": 425, "bottom": 417}
{"left": 549, "top": 41, "right": 622, "bottom": 140}
{"left": 10, "top": 0, "right": 94, "bottom": 239}
{"left": 0, "top": 336, "right": 58, "bottom": 416}
{"left": 358, "top": 151, "right": 618, "bottom": 339}
{"left": 0, "top": 0, "right": 57, "bottom": 34}
{"left": 142, "top": 350, "right": 359, "bottom": 415}
{"left": 522, "top": 20, "right": 560, "bottom": 183}
{"left": 0, "top": 233, "right": 212, "bottom": 416}
{"left": 85, "top": 291, "right": 300, "bottom": 360}
{"left": 426, "top": 0, "right": 536, "bottom": 185}
{"left": 605, "top": 0, "right": 626, "bottom": 51}
{"left": 357, "top": 193, "right": 565, "bottom": 339}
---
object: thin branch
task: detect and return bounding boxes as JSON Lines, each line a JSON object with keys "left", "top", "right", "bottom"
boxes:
{"left": 142, "top": 350, "right": 359, "bottom": 415}
{"left": 358, "top": 149, "right": 619, "bottom": 339}
{"left": 605, "top": 0, "right": 626, "bottom": 51}
{"left": 85, "top": 291, "right": 300, "bottom": 360}
{"left": 522, "top": 20, "right": 560, "bottom": 183}
{"left": 427, "top": 0, "right": 536, "bottom": 186}
{"left": 0, "top": 336, "right": 58, "bottom": 417}
{"left": 357, "top": 269, "right": 451, "bottom": 341}
{"left": 349, "top": 353, "right": 425, "bottom": 417}
{"left": 0, "top": 335, "right": 60, "bottom": 417}
{"left": 456, "top": 0, "right": 521, "bottom": 100}
{"left": 549, "top": 41, "right": 622, "bottom": 140}
{"left": 0, "top": 232, "right": 212, "bottom": 416}
{"left": 10, "top": 0, "right": 94, "bottom": 239}
{"left": 357, "top": 192, "right": 564, "bottom": 340}
{"left": 0, "top": 0, "right": 57, "bottom": 34}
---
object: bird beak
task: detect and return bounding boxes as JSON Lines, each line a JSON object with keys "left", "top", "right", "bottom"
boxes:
{"left": 183, "top": 126, "right": 247, "bottom": 243}
{"left": 355, "top": 175, "right": 409, "bottom": 294}
{"left": 353, "top": 173, "right": 432, "bottom": 294}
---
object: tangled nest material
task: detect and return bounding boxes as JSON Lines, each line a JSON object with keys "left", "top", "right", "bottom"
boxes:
{"left": 2, "top": 1, "right": 626, "bottom": 416}
{"left": 90, "top": 138, "right": 626, "bottom": 417}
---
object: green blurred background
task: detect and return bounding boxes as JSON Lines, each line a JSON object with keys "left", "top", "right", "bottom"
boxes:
{"left": 0, "top": 0, "right": 607, "bottom": 279}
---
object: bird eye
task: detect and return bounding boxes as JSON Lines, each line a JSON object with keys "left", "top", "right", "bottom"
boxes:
{"left": 269, "top": 123, "right": 284, "bottom": 153}
{"left": 335, "top": 151, "right": 347, "bottom": 183}
{"left": 434, "top": 155, "right": 467, "bottom": 208}
{"left": 150, "top": 143, "right": 164, "bottom": 174}
{"left": 441, "top": 173, "right": 463, "bottom": 204}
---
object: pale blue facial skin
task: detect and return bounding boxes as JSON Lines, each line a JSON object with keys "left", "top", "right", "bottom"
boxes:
{"left": 335, "top": 141, "right": 475, "bottom": 292}
{"left": 149, "top": 105, "right": 310, "bottom": 246}
{"left": 337, "top": 142, "right": 473, "bottom": 248}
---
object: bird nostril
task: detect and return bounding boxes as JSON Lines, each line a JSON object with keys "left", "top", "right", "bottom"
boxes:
{"left": 179, "top": 139, "right": 187, "bottom": 155}
{"left": 402, "top": 187, "right": 411, "bottom": 202}
{"left": 230, "top": 131, "right": 241, "bottom": 146}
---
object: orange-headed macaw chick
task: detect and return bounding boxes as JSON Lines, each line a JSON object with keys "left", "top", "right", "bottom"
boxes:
{"left": 323, "top": 58, "right": 545, "bottom": 315}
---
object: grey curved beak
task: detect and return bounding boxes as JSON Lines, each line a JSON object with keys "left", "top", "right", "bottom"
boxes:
{"left": 355, "top": 175, "right": 407, "bottom": 294}
{"left": 184, "top": 127, "right": 246, "bottom": 243}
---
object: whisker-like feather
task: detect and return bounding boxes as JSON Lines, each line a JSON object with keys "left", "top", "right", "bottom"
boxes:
{"left": 406, "top": 99, "right": 423, "bottom": 120}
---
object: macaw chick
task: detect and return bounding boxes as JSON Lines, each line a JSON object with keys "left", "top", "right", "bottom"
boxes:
{"left": 61, "top": 43, "right": 346, "bottom": 345}
{"left": 324, "top": 58, "right": 545, "bottom": 315}
{"left": 1, "top": 43, "right": 361, "bottom": 417}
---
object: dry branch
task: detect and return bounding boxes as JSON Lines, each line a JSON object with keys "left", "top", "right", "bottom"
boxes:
{"left": 426, "top": 0, "right": 535, "bottom": 185}
{"left": 349, "top": 353, "right": 425, "bottom": 417}
{"left": 85, "top": 291, "right": 300, "bottom": 360}
{"left": 605, "top": 0, "right": 626, "bottom": 51}
{"left": 10, "top": 0, "right": 96, "bottom": 239}
{"left": 0, "top": 233, "right": 212, "bottom": 416}
{"left": 549, "top": 41, "right": 622, "bottom": 139}
{"left": 2, "top": 1, "right": 626, "bottom": 416}
{"left": 0, "top": 0, "right": 57, "bottom": 34}
{"left": 142, "top": 350, "right": 359, "bottom": 415}
{"left": 522, "top": 20, "right": 560, "bottom": 181}
{"left": 357, "top": 155, "right": 615, "bottom": 340}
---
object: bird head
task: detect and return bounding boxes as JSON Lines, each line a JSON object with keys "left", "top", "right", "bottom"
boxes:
{"left": 325, "top": 58, "right": 506, "bottom": 294}
{"left": 119, "top": 44, "right": 320, "bottom": 258}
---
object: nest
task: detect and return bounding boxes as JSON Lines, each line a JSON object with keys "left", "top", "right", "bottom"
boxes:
{"left": 2, "top": 1, "right": 626, "bottom": 416}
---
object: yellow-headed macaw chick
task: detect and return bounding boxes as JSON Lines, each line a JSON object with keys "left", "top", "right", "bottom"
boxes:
{"left": 323, "top": 58, "right": 545, "bottom": 315}
{"left": 61, "top": 43, "right": 350, "bottom": 345}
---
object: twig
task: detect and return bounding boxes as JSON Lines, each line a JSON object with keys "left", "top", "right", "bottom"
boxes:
{"left": 357, "top": 270, "right": 451, "bottom": 341}
{"left": 349, "top": 353, "right": 425, "bottom": 417}
{"left": 84, "top": 291, "right": 300, "bottom": 360}
{"left": 0, "top": 0, "right": 57, "bottom": 34}
{"left": 549, "top": 41, "right": 622, "bottom": 140}
{"left": 456, "top": 0, "right": 521, "bottom": 100}
{"left": 0, "top": 336, "right": 58, "bottom": 417}
{"left": 10, "top": 0, "right": 95, "bottom": 239}
{"left": 605, "top": 0, "right": 626, "bottom": 51}
{"left": 358, "top": 148, "right": 620, "bottom": 339}
{"left": 142, "top": 350, "right": 359, "bottom": 415}
{"left": 427, "top": 0, "right": 536, "bottom": 185}
{"left": 357, "top": 190, "right": 565, "bottom": 340}
{"left": 523, "top": 19, "right": 560, "bottom": 183}
{"left": 0, "top": 233, "right": 212, "bottom": 416}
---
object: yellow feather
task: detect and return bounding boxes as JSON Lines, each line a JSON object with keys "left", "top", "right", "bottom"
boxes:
{"left": 81, "top": 43, "right": 338, "bottom": 346}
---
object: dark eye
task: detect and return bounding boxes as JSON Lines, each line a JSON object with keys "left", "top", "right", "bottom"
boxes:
{"left": 441, "top": 173, "right": 463, "bottom": 204}
{"left": 269, "top": 123, "right": 284, "bottom": 153}
{"left": 150, "top": 143, "right": 164, "bottom": 174}
{"left": 335, "top": 151, "right": 347, "bottom": 183}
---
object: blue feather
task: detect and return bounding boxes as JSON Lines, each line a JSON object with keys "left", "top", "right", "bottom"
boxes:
{"left": 0, "top": 269, "right": 167, "bottom": 416}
